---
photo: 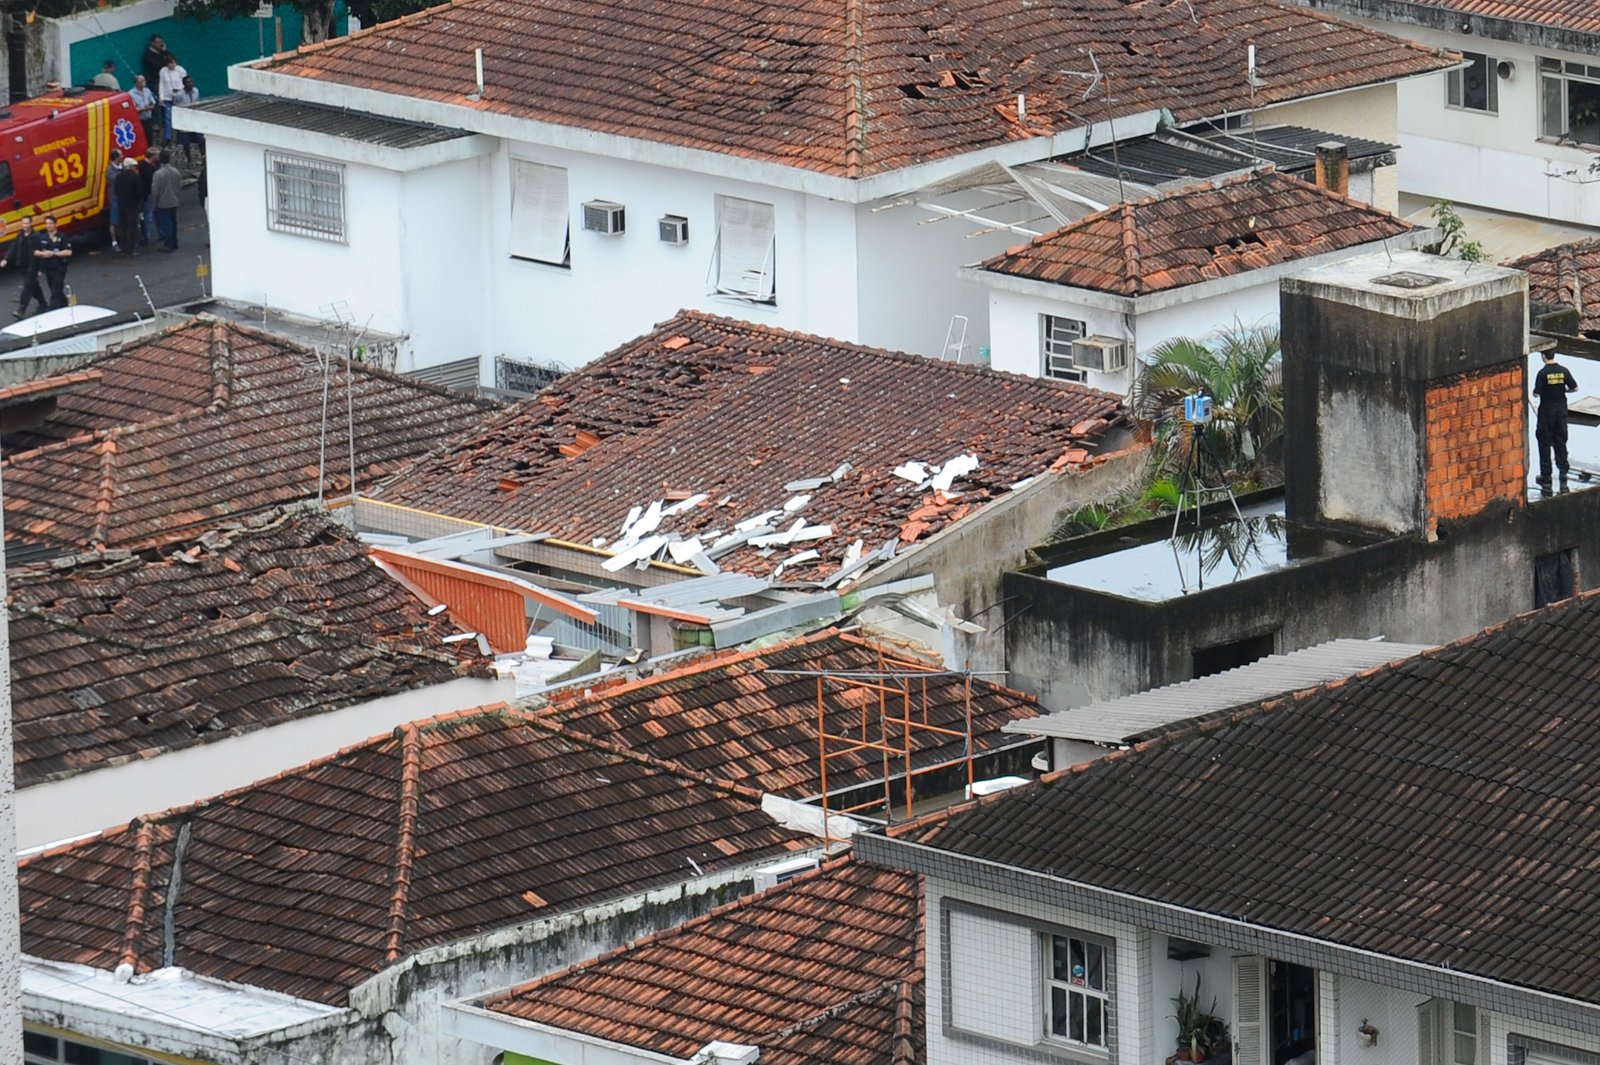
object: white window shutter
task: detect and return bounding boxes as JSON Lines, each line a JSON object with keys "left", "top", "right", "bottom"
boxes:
{"left": 713, "top": 197, "right": 775, "bottom": 299}
{"left": 1232, "top": 956, "right": 1268, "bottom": 1065}
{"left": 1417, "top": 1000, "right": 1438, "bottom": 1065}
{"left": 509, "top": 161, "right": 569, "bottom": 265}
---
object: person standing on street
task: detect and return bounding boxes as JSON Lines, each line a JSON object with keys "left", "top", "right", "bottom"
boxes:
{"left": 174, "top": 75, "right": 201, "bottom": 161}
{"left": 2, "top": 216, "right": 46, "bottom": 319}
{"left": 34, "top": 215, "right": 71, "bottom": 310}
{"left": 114, "top": 159, "right": 143, "bottom": 254}
{"left": 141, "top": 35, "right": 168, "bottom": 92}
{"left": 129, "top": 74, "right": 157, "bottom": 149}
{"left": 137, "top": 152, "right": 157, "bottom": 247}
{"left": 151, "top": 150, "right": 182, "bottom": 251}
{"left": 105, "top": 149, "right": 123, "bottom": 251}
{"left": 158, "top": 53, "right": 187, "bottom": 146}
{"left": 1533, "top": 349, "right": 1580, "bottom": 492}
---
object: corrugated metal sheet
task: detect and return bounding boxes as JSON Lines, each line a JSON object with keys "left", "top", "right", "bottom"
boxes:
{"left": 1009, "top": 638, "right": 1434, "bottom": 743}
{"left": 188, "top": 93, "right": 473, "bottom": 149}
{"left": 582, "top": 573, "right": 769, "bottom": 623}
{"left": 381, "top": 557, "right": 530, "bottom": 653}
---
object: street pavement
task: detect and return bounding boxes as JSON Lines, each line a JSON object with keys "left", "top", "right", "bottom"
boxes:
{"left": 2, "top": 185, "right": 212, "bottom": 323}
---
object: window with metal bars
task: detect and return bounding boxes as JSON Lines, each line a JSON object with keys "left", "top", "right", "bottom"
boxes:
{"left": 264, "top": 150, "right": 346, "bottom": 243}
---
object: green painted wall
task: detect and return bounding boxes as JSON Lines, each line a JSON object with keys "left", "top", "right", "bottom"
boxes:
{"left": 504, "top": 1052, "right": 564, "bottom": 1065}
{"left": 67, "top": 4, "right": 347, "bottom": 100}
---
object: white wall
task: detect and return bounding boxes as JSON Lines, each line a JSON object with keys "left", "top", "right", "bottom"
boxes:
{"left": 1343, "top": 21, "right": 1600, "bottom": 226}
{"left": 985, "top": 281, "right": 1280, "bottom": 392}
{"left": 208, "top": 138, "right": 408, "bottom": 339}
{"left": 398, "top": 155, "right": 493, "bottom": 368}
{"left": 926, "top": 875, "right": 1152, "bottom": 1065}
{"left": 855, "top": 196, "right": 1023, "bottom": 360}
{"left": 986, "top": 289, "right": 1133, "bottom": 393}
{"left": 14, "top": 676, "right": 511, "bottom": 848}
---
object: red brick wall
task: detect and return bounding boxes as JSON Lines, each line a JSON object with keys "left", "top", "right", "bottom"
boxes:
{"left": 1424, "top": 364, "right": 1525, "bottom": 536}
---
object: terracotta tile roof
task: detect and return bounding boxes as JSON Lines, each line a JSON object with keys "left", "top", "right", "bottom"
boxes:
{"left": 1509, "top": 237, "right": 1600, "bottom": 336}
{"left": 1373, "top": 0, "right": 1600, "bottom": 34}
{"left": 8, "top": 509, "right": 487, "bottom": 788}
{"left": 2, "top": 318, "right": 497, "bottom": 552}
{"left": 897, "top": 588, "right": 1600, "bottom": 1006}
{"left": 537, "top": 629, "right": 1038, "bottom": 797}
{"left": 979, "top": 168, "right": 1417, "bottom": 296}
{"left": 18, "top": 708, "right": 803, "bottom": 1006}
{"left": 0, "top": 370, "right": 103, "bottom": 409}
{"left": 378, "top": 311, "right": 1131, "bottom": 583}
{"left": 483, "top": 857, "right": 924, "bottom": 1065}
{"left": 261, "top": 0, "right": 1454, "bottom": 180}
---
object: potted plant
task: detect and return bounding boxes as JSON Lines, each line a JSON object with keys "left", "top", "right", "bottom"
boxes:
{"left": 1172, "top": 974, "right": 1231, "bottom": 1063}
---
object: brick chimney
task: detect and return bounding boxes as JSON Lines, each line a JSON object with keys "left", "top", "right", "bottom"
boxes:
{"left": 1314, "top": 141, "right": 1349, "bottom": 197}
{"left": 1281, "top": 250, "right": 1528, "bottom": 540}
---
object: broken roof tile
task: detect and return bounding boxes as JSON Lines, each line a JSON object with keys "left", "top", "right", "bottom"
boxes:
{"left": 482, "top": 857, "right": 923, "bottom": 1065}
{"left": 259, "top": 0, "right": 1455, "bottom": 180}
{"left": 2, "top": 318, "right": 496, "bottom": 554}
{"left": 980, "top": 169, "right": 1417, "bottom": 296}
{"left": 378, "top": 311, "right": 1130, "bottom": 582}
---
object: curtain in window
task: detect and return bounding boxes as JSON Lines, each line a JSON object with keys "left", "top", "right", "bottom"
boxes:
{"left": 509, "top": 161, "right": 570, "bottom": 266}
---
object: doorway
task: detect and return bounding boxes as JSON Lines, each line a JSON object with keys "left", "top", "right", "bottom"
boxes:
{"left": 1270, "top": 961, "right": 1316, "bottom": 1065}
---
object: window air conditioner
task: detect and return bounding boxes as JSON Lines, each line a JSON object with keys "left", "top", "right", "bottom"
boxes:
{"left": 752, "top": 855, "right": 820, "bottom": 892}
{"left": 581, "top": 200, "right": 626, "bottom": 235}
{"left": 1070, "top": 335, "right": 1127, "bottom": 373}
{"left": 658, "top": 214, "right": 689, "bottom": 245}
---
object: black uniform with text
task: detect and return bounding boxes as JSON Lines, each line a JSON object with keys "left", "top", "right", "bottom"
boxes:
{"left": 1533, "top": 356, "right": 1579, "bottom": 486}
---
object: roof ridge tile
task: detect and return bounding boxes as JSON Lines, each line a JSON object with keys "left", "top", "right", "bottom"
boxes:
{"left": 385, "top": 723, "right": 424, "bottom": 963}
{"left": 118, "top": 820, "right": 157, "bottom": 973}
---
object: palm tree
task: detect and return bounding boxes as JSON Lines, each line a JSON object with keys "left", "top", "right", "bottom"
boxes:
{"left": 1133, "top": 320, "right": 1285, "bottom": 486}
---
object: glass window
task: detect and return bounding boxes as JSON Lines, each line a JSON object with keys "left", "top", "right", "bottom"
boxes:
{"left": 264, "top": 150, "right": 346, "bottom": 243}
{"left": 508, "top": 160, "right": 571, "bottom": 267}
{"left": 1540, "top": 56, "right": 1600, "bottom": 145}
{"left": 1445, "top": 52, "right": 1496, "bottom": 113}
{"left": 1041, "top": 314, "right": 1087, "bottom": 381}
{"left": 1044, "top": 933, "right": 1110, "bottom": 1050}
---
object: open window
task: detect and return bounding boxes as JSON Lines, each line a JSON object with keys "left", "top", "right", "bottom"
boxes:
{"left": 1418, "top": 1000, "right": 1479, "bottom": 1065}
{"left": 1446, "top": 52, "right": 1497, "bottom": 113}
{"left": 1541, "top": 57, "right": 1600, "bottom": 145}
{"left": 710, "top": 195, "right": 775, "bottom": 302}
{"left": 509, "top": 160, "right": 570, "bottom": 267}
{"left": 1232, "top": 957, "right": 1316, "bottom": 1065}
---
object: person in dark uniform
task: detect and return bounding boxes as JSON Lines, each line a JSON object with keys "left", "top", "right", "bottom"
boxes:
{"left": 1, "top": 216, "right": 46, "bottom": 319}
{"left": 1533, "top": 349, "right": 1579, "bottom": 491}
{"left": 34, "top": 215, "right": 71, "bottom": 310}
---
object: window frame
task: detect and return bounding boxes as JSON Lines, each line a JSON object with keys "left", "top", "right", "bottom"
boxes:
{"left": 263, "top": 150, "right": 346, "bottom": 244}
{"left": 24, "top": 1029, "right": 154, "bottom": 1065}
{"left": 1539, "top": 56, "right": 1600, "bottom": 144}
{"left": 940, "top": 898, "right": 1115, "bottom": 1063}
{"left": 1041, "top": 314, "right": 1088, "bottom": 382}
{"left": 1044, "top": 932, "right": 1111, "bottom": 1051}
{"left": 709, "top": 195, "right": 776, "bottom": 304}
{"left": 508, "top": 159, "right": 572, "bottom": 268}
{"left": 1418, "top": 999, "right": 1480, "bottom": 1065}
{"left": 1445, "top": 51, "right": 1498, "bottom": 114}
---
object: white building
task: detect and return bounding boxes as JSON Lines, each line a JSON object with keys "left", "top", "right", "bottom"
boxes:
{"left": 965, "top": 166, "right": 1436, "bottom": 389}
{"left": 1293, "top": 0, "right": 1600, "bottom": 238}
{"left": 177, "top": 0, "right": 1454, "bottom": 381}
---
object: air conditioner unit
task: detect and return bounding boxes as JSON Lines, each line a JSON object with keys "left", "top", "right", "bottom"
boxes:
{"left": 658, "top": 214, "right": 689, "bottom": 245}
{"left": 752, "top": 855, "right": 820, "bottom": 892}
{"left": 1070, "top": 335, "right": 1127, "bottom": 373}
{"left": 581, "top": 200, "right": 625, "bottom": 235}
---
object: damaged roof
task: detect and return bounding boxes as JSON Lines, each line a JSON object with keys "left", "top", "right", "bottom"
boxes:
{"left": 18, "top": 708, "right": 803, "bottom": 1006}
{"left": 259, "top": 0, "right": 1454, "bottom": 180}
{"left": 1509, "top": 237, "right": 1600, "bottom": 336}
{"left": 377, "top": 310, "right": 1131, "bottom": 583}
{"left": 979, "top": 168, "right": 1418, "bottom": 296}
{"left": 2, "top": 318, "right": 495, "bottom": 554}
{"left": 9, "top": 509, "right": 485, "bottom": 788}
{"left": 890, "top": 588, "right": 1600, "bottom": 1007}
{"left": 482, "top": 857, "right": 923, "bottom": 1065}
{"left": 535, "top": 629, "right": 1040, "bottom": 797}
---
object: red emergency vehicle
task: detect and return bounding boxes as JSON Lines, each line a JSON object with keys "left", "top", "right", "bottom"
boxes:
{"left": 0, "top": 87, "right": 148, "bottom": 247}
